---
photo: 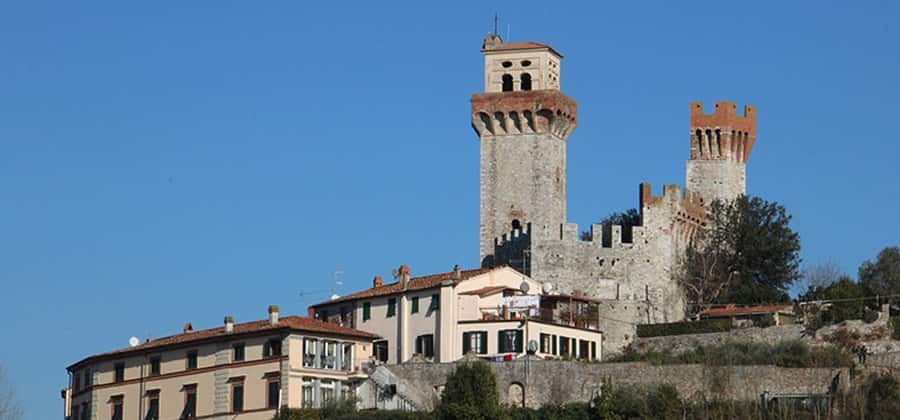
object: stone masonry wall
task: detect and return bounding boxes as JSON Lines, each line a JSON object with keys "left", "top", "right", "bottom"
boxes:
{"left": 386, "top": 358, "right": 848, "bottom": 409}
{"left": 631, "top": 325, "right": 807, "bottom": 355}
{"left": 686, "top": 160, "right": 746, "bottom": 205}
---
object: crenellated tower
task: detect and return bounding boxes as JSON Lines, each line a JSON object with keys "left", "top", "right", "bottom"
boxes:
{"left": 686, "top": 101, "right": 756, "bottom": 204}
{"left": 473, "top": 35, "right": 577, "bottom": 266}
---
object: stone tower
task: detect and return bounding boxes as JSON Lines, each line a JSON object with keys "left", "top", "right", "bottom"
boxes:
{"left": 686, "top": 101, "right": 756, "bottom": 204}
{"left": 472, "top": 35, "right": 577, "bottom": 265}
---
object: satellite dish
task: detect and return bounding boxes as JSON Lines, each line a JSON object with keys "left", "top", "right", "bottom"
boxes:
{"left": 527, "top": 340, "right": 538, "bottom": 354}
{"left": 519, "top": 281, "right": 530, "bottom": 294}
{"left": 542, "top": 282, "right": 554, "bottom": 294}
{"left": 330, "top": 293, "right": 341, "bottom": 300}
{"left": 128, "top": 336, "right": 140, "bottom": 347}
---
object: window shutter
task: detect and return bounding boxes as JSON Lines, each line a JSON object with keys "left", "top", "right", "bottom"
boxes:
{"left": 552, "top": 335, "right": 557, "bottom": 355}
{"left": 462, "top": 333, "right": 471, "bottom": 354}
{"left": 515, "top": 330, "right": 523, "bottom": 353}
{"left": 498, "top": 331, "right": 505, "bottom": 352}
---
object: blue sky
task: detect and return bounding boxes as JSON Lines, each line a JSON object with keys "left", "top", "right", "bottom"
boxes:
{"left": 2, "top": 1, "right": 899, "bottom": 418}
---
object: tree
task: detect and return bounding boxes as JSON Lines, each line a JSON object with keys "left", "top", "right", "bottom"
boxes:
{"left": 438, "top": 361, "right": 501, "bottom": 420}
{"left": 0, "top": 364, "right": 23, "bottom": 420}
{"left": 802, "top": 259, "right": 845, "bottom": 290}
{"left": 679, "top": 195, "right": 801, "bottom": 308}
{"left": 801, "top": 276, "right": 866, "bottom": 323}
{"left": 580, "top": 208, "right": 642, "bottom": 245}
{"left": 859, "top": 246, "right": 900, "bottom": 298}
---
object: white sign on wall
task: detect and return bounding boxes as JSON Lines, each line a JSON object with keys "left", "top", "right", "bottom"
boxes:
{"left": 502, "top": 295, "right": 540, "bottom": 316}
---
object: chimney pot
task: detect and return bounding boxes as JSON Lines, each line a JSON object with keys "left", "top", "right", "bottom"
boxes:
{"left": 224, "top": 316, "right": 234, "bottom": 333}
{"left": 268, "top": 305, "right": 280, "bottom": 325}
{"left": 453, "top": 265, "right": 462, "bottom": 281}
{"left": 183, "top": 322, "right": 193, "bottom": 333}
{"left": 398, "top": 264, "right": 410, "bottom": 290}
{"left": 373, "top": 275, "right": 383, "bottom": 287}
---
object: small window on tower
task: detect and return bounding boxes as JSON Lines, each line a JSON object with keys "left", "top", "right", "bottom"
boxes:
{"left": 521, "top": 60, "right": 531, "bottom": 67}
{"left": 520, "top": 73, "right": 532, "bottom": 91}
{"left": 502, "top": 61, "right": 513, "bottom": 68}
{"left": 502, "top": 74, "right": 513, "bottom": 92}
{"left": 511, "top": 219, "right": 522, "bottom": 231}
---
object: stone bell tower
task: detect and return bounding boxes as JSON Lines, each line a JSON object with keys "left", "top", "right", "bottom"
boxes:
{"left": 472, "top": 35, "right": 577, "bottom": 265}
{"left": 686, "top": 101, "right": 756, "bottom": 205}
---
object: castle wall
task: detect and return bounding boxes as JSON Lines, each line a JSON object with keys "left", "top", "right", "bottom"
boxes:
{"left": 686, "top": 160, "right": 746, "bottom": 204}
{"left": 479, "top": 132, "right": 566, "bottom": 265}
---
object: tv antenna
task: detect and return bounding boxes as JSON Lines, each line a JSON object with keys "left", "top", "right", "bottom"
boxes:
{"left": 493, "top": 13, "right": 499, "bottom": 36}
{"left": 299, "top": 269, "right": 344, "bottom": 301}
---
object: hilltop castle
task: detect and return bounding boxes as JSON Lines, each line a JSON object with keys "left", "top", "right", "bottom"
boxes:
{"left": 473, "top": 34, "right": 757, "bottom": 351}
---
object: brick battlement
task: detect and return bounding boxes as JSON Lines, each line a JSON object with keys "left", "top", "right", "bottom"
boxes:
{"left": 689, "top": 101, "right": 756, "bottom": 162}
{"left": 471, "top": 90, "right": 577, "bottom": 141}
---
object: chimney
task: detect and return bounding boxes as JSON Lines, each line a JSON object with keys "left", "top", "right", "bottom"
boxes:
{"left": 224, "top": 316, "right": 234, "bottom": 333}
{"left": 183, "top": 322, "right": 193, "bottom": 333}
{"left": 268, "top": 305, "right": 280, "bottom": 325}
{"left": 398, "top": 265, "right": 410, "bottom": 290}
{"left": 453, "top": 265, "right": 462, "bottom": 281}
{"left": 373, "top": 275, "right": 383, "bottom": 288}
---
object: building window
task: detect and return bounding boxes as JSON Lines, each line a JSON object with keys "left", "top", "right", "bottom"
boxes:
{"left": 520, "top": 73, "right": 532, "bottom": 91}
{"left": 74, "top": 372, "right": 81, "bottom": 391}
{"left": 502, "top": 74, "right": 513, "bottom": 91}
{"left": 374, "top": 340, "right": 389, "bottom": 363}
{"left": 591, "top": 341, "right": 597, "bottom": 360}
{"left": 84, "top": 368, "right": 91, "bottom": 387}
{"left": 362, "top": 302, "right": 371, "bottom": 321}
{"left": 321, "top": 379, "right": 335, "bottom": 403}
{"left": 303, "top": 338, "right": 318, "bottom": 367}
{"left": 342, "top": 343, "right": 353, "bottom": 371}
{"left": 302, "top": 377, "right": 315, "bottom": 408}
{"left": 150, "top": 356, "right": 161, "bottom": 376}
{"left": 552, "top": 335, "right": 557, "bottom": 355}
{"left": 387, "top": 298, "right": 396, "bottom": 317}
{"left": 324, "top": 341, "right": 337, "bottom": 369}
{"left": 498, "top": 329, "right": 523, "bottom": 353}
{"left": 579, "top": 339, "right": 590, "bottom": 360}
{"left": 146, "top": 391, "right": 160, "bottom": 420}
{"left": 267, "top": 378, "right": 281, "bottom": 409}
{"left": 411, "top": 296, "right": 419, "bottom": 314}
{"left": 232, "top": 382, "right": 244, "bottom": 413}
{"left": 181, "top": 385, "right": 197, "bottom": 418}
{"left": 264, "top": 339, "right": 282, "bottom": 358}
{"left": 559, "top": 336, "right": 570, "bottom": 356}
{"left": 429, "top": 294, "right": 440, "bottom": 311}
{"left": 415, "top": 334, "right": 435, "bottom": 359}
{"left": 114, "top": 363, "right": 125, "bottom": 382}
{"left": 233, "top": 343, "right": 245, "bottom": 362}
{"left": 186, "top": 351, "right": 198, "bottom": 370}
{"left": 463, "top": 331, "right": 487, "bottom": 354}
{"left": 111, "top": 395, "right": 123, "bottom": 420}
{"left": 540, "top": 333, "right": 552, "bottom": 354}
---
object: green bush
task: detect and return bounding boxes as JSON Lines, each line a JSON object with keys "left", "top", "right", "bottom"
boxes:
{"left": 636, "top": 318, "right": 732, "bottom": 338}
{"left": 609, "top": 340, "right": 853, "bottom": 368}
{"left": 438, "top": 361, "right": 501, "bottom": 420}
{"left": 756, "top": 314, "right": 776, "bottom": 328}
{"left": 864, "top": 308, "right": 880, "bottom": 323}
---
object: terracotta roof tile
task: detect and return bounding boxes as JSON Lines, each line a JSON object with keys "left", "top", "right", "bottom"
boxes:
{"left": 483, "top": 41, "right": 563, "bottom": 57}
{"left": 68, "top": 316, "right": 377, "bottom": 370}
{"left": 699, "top": 304, "right": 794, "bottom": 318}
{"left": 459, "top": 285, "right": 516, "bottom": 297}
{"left": 312, "top": 267, "right": 499, "bottom": 307}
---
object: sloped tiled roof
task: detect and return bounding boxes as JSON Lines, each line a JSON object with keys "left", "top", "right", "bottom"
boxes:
{"left": 459, "top": 285, "right": 516, "bottom": 297}
{"left": 484, "top": 41, "right": 563, "bottom": 57}
{"left": 699, "top": 304, "right": 795, "bottom": 318}
{"left": 68, "top": 315, "right": 378, "bottom": 370}
{"left": 311, "top": 267, "right": 500, "bottom": 307}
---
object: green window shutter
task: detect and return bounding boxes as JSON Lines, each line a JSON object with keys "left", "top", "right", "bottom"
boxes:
{"left": 363, "top": 303, "right": 371, "bottom": 321}
{"left": 387, "top": 298, "right": 396, "bottom": 317}
{"left": 462, "top": 332, "right": 471, "bottom": 354}
{"left": 479, "top": 332, "right": 488, "bottom": 354}
{"left": 411, "top": 297, "right": 419, "bottom": 313}
{"left": 498, "top": 330, "right": 504, "bottom": 352}
{"left": 429, "top": 294, "right": 440, "bottom": 311}
{"left": 552, "top": 335, "right": 557, "bottom": 355}
{"left": 515, "top": 330, "right": 523, "bottom": 353}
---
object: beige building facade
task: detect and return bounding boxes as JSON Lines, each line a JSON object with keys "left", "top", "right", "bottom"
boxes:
{"left": 310, "top": 265, "right": 602, "bottom": 365}
{"left": 63, "top": 306, "right": 378, "bottom": 420}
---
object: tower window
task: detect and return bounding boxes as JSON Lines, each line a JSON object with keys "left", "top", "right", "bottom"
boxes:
{"left": 521, "top": 60, "right": 532, "bottom": 67}
{"left": 511, "top": 219, "right": 522, "bottom": 231}
{"left": 502, "top": 61, "right": 513, "bottom": 68}
{"left": 521, "top": 73, "right": 532, "bottom": 91}
{"left": 502, "top": 74, "right": 513, "bottom": 92}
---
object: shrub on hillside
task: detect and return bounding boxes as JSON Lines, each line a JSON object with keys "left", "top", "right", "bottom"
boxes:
{"left": 636, "top": 318, "right": 732, "bottom": 338}
{"left": 756, "top": 314, "right": 776, "bottom": 328}
{"left": 609, "top": 340, "right": 853, "bottom": 368}
{"left": 438, "top": 361, "right": 501, "bottom": 420}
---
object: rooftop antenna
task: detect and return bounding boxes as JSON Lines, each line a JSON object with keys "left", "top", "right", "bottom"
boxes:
{"left": 331, "top": 270, "right": 344, "bottom": 296}
{"left": 493, "top": 13, "right": 499, "bottom": 36}
{"left": 507, "top": 24, "right": 510, "bottom": 41}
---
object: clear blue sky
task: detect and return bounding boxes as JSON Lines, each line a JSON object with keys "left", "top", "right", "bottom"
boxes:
{"left": 2, "top": 1, "right": 898, "bottom": 418}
